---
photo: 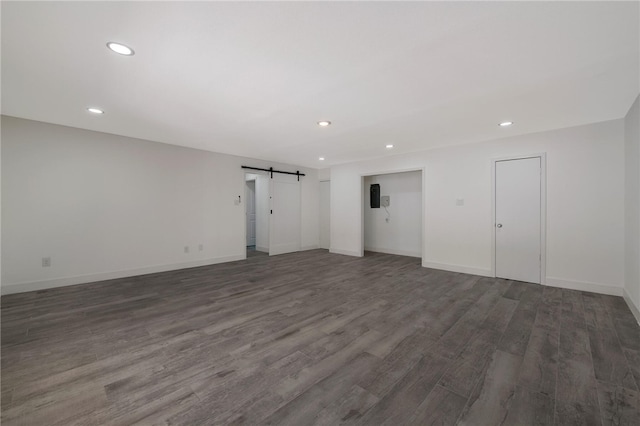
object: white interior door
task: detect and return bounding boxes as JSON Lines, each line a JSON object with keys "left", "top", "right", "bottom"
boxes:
{"left": 269, "top": 174, "right": 301, "bottom": 256}
{"left": 245, "top": 180, "right": 256, "bottom": 246}
{"left": 319, "top": 181, "right": 330, "bottom": 249}
{"left": 495, "top": 157, "right": 541, "bottom": 283}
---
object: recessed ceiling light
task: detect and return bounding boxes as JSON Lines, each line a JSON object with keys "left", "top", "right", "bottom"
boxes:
{"left": 499, "top": 121, "right": 513, "bottom": 127}
{"left": 386, "top": 144, "right": 394, "bottom": 149}
{"left": 317, "top": 121, "right": 331, "bottom": 127}
{"left": 87, "top": 107, "right": 104, "bottom": 114}
{"left": 319, "top": 157, "right": 325, "bottom": 161}
{"left": 107, "top": 42, "right": 135, "bottom": 56}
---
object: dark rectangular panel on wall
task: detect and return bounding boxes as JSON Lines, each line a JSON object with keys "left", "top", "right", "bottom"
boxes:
{"left": 370, "top": 184, "right": 380, "bottom": 208}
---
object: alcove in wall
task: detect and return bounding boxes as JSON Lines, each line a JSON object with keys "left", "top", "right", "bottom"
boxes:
{"left": 363, "top": 170, "right": 423, "bottom": 258}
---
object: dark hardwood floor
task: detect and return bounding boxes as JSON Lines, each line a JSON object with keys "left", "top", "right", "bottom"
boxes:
{"left": 2, "top": 250, "right": 639, "bottom": 425}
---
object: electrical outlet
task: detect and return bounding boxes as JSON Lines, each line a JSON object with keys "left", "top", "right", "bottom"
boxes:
{"left": 456, "top": 198, "right": 465, "bottom": 206}
{"left": 184, "top": 246, "right": 189, "bottom": 254}
{"left": 42, "top": 257, "right": 51, "bottom": 267}
{"left": 381, "top": 196, "right": 390, "bottom": 207}
{"left": 198, "top": 244, "right": 203, "bottom": 251}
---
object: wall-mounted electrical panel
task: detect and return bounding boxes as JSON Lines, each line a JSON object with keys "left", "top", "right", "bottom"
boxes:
{"left": 370, "top": 184, "right": 380, "bottom": 208}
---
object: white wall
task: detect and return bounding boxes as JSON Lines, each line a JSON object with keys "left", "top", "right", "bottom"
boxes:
{"left": 1, "top": 116, "right": 319, "bottom": 294}
{"left": 364, "top": 171, "right": 422, "bottom": 257}
{"left": 318, "top": 168, "right": 331, "bottom": 181}
{"left": 331, "top": 119, "right": 625, "bottom": 295}
{"left": 624, "top": 95, "right": 640, "bottom": 321}
{"left": 319, "top": 181, "right": 330, "bottom": 250}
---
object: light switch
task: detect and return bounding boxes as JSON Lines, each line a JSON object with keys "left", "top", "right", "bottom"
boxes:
{"left": 456, "top": 198, "right": 464, "bottom": 206}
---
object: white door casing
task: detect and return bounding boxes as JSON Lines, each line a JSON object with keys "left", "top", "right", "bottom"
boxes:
{"left": 495, "top": 156, "right": 542, "bottom": 284}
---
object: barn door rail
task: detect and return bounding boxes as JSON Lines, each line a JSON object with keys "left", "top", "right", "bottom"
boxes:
{"left": 241, "top": 166, "right": 305, "bottom": 181}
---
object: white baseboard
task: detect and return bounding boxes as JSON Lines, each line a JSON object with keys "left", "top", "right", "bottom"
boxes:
{"left": 1, "top": 255, "right": 245, "bottom": 296}
{"left": 422, "top": 261, "right": 492, "bottom": 277}
{"left": 329, "top": 248, "right": 363, "bottom": 257}
{"left": 269, "top": 243, "right": 303, "bottom": 256}
{"left": 253, "top": 245, "right": 319, "bottom": 254}
{"left": 623, "top": 289, "right": 640, "bottom": 325}
{"left": 364, "top": 246, "right": 421, "bottom": 258}
{"left": 418, "top": 266, "right": 624, "bottom": 301}
{"left": 545, "top": 277, "right": 623, "bottom": 296}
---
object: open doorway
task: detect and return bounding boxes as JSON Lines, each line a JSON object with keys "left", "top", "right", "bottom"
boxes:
{"left": 363, "top": 170, "right": 423, "bottom": 259}
{"left": 245, "top": 178, "right": 256, "bottom": 248}
{"left": 245, "top": 173, "right": 269, "bottom": 258}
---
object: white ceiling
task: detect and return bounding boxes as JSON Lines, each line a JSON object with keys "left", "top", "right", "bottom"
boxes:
{"left": 2, "top": 1, "right": 638, "bottom": 168}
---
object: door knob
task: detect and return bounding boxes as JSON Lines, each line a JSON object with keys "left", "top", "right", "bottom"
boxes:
{"left": 496, "top": 223, "right": 503, "bottom": 228}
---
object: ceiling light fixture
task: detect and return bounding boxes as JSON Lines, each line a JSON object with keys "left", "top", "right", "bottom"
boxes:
{"left": 87, "top": 107, "right": 104, "bottom": 114}
{"left": 499, "top": 121, "right": 513, "bottom": 127}
{"left": 386, "top": 144, "right": 394, "bottom": 149}
{"left": 107, "top": 42, "right": 135, "bottom": 56}
{"left": 319, "top": 157, "right": 325, "bottom": 161}
{"left": 317, "top": 121, "right": 331, "bottom": 127}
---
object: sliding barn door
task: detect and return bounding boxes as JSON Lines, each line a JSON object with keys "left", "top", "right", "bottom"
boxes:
{"left": 269, "top": 174, "right": 301, "bottom": 256}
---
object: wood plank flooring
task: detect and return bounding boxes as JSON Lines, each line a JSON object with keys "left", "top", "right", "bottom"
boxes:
{"left": 2, "top": 250, "right": 639, "bottom": 425}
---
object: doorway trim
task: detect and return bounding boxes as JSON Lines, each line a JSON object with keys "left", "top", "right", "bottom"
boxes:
{"left": 359, "top": 167, "right": 426, "bottom": 262}
{"left": 491, "top": 153, "right": 547, "bottom": 284}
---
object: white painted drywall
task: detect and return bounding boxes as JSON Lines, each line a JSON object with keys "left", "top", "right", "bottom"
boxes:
{"left": 301, "top": 172, "right": 320, "bottom": 251}
{"left": 331, "top": 119, "right": 625, "bottom": 295}
{"left": 319, "top": 181, "right": 330, "bottom": 250}
{"left": 364, "top": 171, "right": 421, "bottom": 257}
{"left": 624, "top": 95, "right": 640, "bottom": 321}
{"left": 318, "top": 168, "right": 331, "bottom": 181}
{"left": 1, "top": 116, "right": 319, "bottom": 294}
